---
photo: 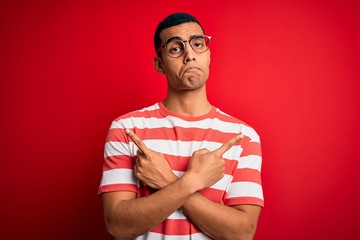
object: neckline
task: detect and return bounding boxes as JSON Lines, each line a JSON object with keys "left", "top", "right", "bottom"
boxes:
{"left": 158, "top": 101, "right": 217, "bottom": 121}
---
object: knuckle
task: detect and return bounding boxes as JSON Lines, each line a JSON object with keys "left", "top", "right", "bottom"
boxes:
{"left": 221, "top": 158, "right": 225, "bottom": 166}
{"left": 192, "top": 151, "right": 199, "bottom": 157}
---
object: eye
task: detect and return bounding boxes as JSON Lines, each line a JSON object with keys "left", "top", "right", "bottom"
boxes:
{"left": 191, "top": 37, "right": 206, "bottom": 49}
{"left": 169, "top": 46, "right": 182, "bottom": 53}
{"left": 193, "top": 42, "right": 204, "bottom": 48}
{"left": 166, "top": 41, "right": 184, "bottom": 55}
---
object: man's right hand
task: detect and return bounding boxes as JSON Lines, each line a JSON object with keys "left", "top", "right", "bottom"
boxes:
{"left": 125, "top": 129, "right": 177, "bottom": 189}
{"left": 185, "top": 134, "right": 243, "bottom": 191}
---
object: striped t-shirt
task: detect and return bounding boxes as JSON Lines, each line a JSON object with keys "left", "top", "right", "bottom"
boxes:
{"left": 99, "top": 102, "right": 263, "bottom": 239}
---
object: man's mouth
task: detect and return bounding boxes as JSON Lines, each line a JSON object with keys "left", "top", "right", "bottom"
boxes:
{"left": 182, "top": 67, "right": 201, "bottom": 75}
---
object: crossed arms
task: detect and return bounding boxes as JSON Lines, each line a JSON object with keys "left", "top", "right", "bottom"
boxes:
{"left": 101, "top": 129, "right": 261, "bottom": 240}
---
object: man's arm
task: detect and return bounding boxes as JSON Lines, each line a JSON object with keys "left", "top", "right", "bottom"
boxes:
{"left": 102, "top": 129, "right": 241, "bottom": 239}
{"left": 101, "top": 174, "right": 197, "bottom": 239}
{"left": 181, "top": 193, "right": 261, "bottom": 240}
{"left": 127, "top": 130, "right": 261, "bottom": 240}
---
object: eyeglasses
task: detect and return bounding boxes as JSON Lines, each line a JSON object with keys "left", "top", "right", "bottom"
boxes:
{"left": 157, "top": 35, "right": 212, "bottom": 58}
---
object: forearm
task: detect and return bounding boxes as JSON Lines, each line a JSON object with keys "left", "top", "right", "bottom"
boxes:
{"left": 104, "top": 174, "right": 198, "bottom": 239}
{"left": 181, "top": 193, "right": 258, "bottom": 240}
{"left": 120, "top": 130, "right": 253, "bottom": 238}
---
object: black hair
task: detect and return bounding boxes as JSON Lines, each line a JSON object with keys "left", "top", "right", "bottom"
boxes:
{"left": 154, "top": 12, "right": 205, "bottom": 55}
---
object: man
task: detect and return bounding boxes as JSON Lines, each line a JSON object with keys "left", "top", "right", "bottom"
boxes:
{"left": 99, "top": 13, "right": 263, "bottom": 239}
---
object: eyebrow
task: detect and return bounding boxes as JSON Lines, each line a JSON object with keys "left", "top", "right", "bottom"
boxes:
{"left": 163, "top": 36, "right": 183, "bottom": 45}
{"left": 164, "top": 35, "right": 204, "bottom": 45}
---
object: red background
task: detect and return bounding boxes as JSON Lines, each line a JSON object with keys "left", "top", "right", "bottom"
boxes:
{"left": 1, "top": 0, "right": 359, "bottom": 239}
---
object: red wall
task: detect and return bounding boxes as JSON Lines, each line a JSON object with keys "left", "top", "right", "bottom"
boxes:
{"left": 1, "top": 1, "right": 359, "bottom": 239}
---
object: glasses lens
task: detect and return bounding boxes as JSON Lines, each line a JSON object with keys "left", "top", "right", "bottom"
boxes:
{"left": 190, "top": 36, "right": 210, "bottom": 53}
{"left": 165, "top": 41, "right": 184, "bottom": 57}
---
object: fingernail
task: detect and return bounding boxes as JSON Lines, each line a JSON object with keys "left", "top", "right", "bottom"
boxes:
{"left": 239, "top": 134, "right": 244, "bottom": 139}
{"left": 125, "top": 128, "right": 131, "bottom": 134}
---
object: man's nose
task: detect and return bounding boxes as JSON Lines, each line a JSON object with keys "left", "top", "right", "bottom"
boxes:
{"left": 183, "top": 41, "right": 196, "bottom": 63}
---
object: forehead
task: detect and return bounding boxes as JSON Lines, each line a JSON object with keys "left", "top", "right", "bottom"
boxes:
{"left": 160, "top": 22, "right": 204, "bottom": 43}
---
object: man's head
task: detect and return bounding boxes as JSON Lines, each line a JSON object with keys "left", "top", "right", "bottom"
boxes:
{"left": 153, "top": 13, "right": 211, "bottom": 93}
{"left": 154, "top": 13, "right": 205, "bottom": 56}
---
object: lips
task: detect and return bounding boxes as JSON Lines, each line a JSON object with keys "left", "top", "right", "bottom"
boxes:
{"left": 182, "top": 66, "right": 201, "bottom": 75}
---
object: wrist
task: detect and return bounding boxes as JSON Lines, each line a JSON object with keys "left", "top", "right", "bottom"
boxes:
{"left": 161, "top": 173, "right": 178, "bottom": 188}
{"left": 179, "top": 172, "right": 202, "bottom": 193}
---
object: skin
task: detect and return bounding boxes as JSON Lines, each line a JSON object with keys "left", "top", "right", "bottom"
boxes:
{"left": 102, "top": 22, "right": 262, "bottom": 240}
{"left": 153, "top": 22, "right": 212, "bottom": 116}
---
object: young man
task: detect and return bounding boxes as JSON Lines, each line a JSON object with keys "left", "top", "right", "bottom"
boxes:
{"left": 99, "top": 13, "right": 264, "bottom": 239}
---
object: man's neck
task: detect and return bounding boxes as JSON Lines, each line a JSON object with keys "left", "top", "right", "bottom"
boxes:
{"left": 163, "top": 88, "right": 212, "bottom": 117}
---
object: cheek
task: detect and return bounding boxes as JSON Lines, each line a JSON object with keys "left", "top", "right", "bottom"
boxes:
{"left": 203, "top": 52, "right": 211, "bottom": 69}
{"left": 163, "top": 59, "right": 181, "bottom": 74}
{"left": 206, "top": 50, "right": 211, "bottom": 64}
{"left": 204, "top": 54, "right": 211, "bottom": 71}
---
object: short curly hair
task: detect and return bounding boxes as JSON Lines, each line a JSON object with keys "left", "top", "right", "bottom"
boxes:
{"left": 154, "top": 12, "right": 205, "bottom": 56}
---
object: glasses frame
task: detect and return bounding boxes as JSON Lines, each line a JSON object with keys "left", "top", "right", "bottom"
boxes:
{"left": 156, "top": 35, "right": 212, "bottom": 58}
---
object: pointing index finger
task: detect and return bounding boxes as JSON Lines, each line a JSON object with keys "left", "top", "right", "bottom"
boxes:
{"left": 213, "top": 133, "right": 244, "bottom": 157}
{"left": 125, "top": 129, "right": 150, "bottom": 155}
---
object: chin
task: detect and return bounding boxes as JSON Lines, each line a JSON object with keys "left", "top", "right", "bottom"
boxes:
{"left": 186, "top": 80, "right": 206, "bottom": 90}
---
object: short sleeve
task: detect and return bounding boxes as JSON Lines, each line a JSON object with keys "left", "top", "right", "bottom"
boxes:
{"left": 98, "top": 121, "right": 138, "bottom": 195}
{"left": 225, "top": 134, "right": 264, "bottom": 207}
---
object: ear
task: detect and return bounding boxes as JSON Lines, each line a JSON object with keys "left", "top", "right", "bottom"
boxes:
{"left": 153, "top": 56, "right": 165, "bottom": 74}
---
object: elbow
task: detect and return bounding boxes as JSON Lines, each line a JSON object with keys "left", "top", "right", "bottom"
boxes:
{"left": 105, "top": 221, "right": 123, "bottom": 239}
{"left": 227, "top": 222, "right": 257, "bottom": 240}
{"left": 106, "top": 224, "right": 139, "bottom": 239}
{"left": 105, "top": 225, "right": 120, "bottom": 239}
{"left": 238, "top": 233, "right": 256, "bottom": 240}
{"left": 230, "top": 232, "right": 255, "bottom": 240}
{"left": 238, "top": 223, "right": 257, "bottom": 240}
{"left": 105, "top": 218, "right": 142, "bottom": 239}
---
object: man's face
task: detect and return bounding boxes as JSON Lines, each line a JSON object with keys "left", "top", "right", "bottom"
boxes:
{"left": 156, "top": 22, "right": 211, "bottom": 92}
